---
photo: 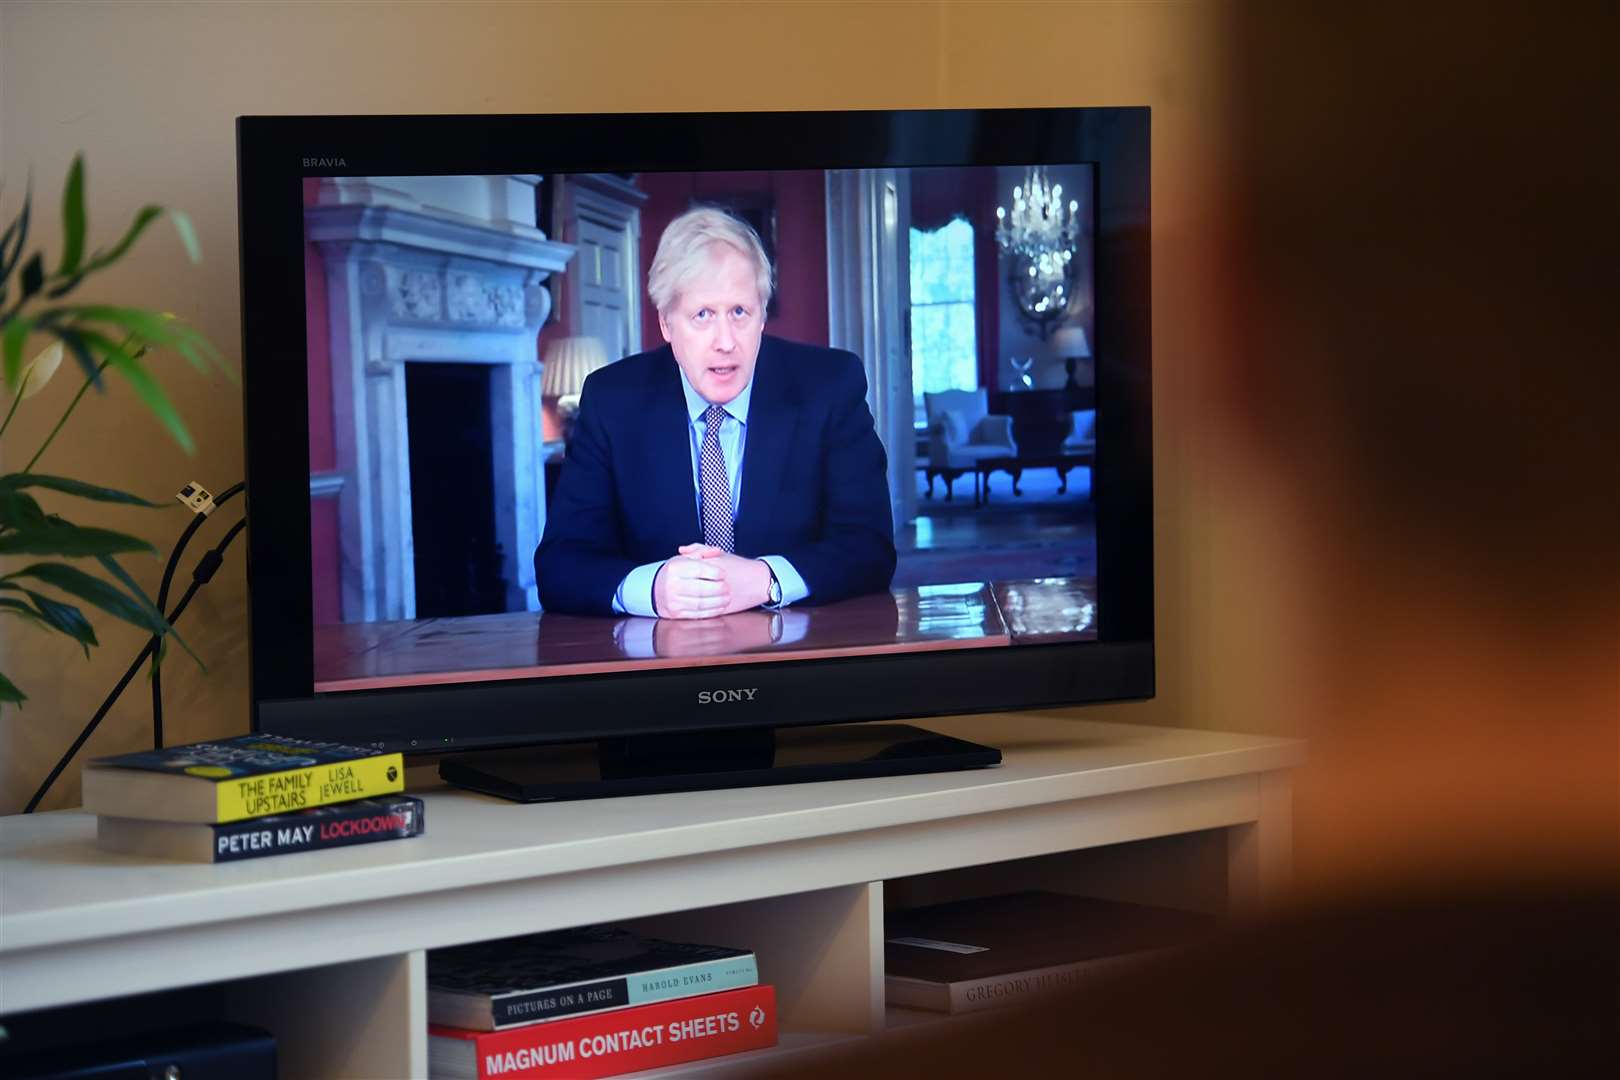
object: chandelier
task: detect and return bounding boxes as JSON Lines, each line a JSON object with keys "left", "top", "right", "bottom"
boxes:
{"left": 995, "top": 167, "right": 1081, "bottom": 341}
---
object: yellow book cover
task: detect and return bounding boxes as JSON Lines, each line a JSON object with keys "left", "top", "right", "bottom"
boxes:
{"left": 82, "top": 735, "right": 405, "bottom": 824}
{"left": 214, "top": 754, "right": 404, "bottom": 822}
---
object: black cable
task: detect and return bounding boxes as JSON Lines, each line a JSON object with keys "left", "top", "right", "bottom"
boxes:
{"left": 151, "top": 482, "right": 245, "bottom": 749}
{"left": 23, "top": 515, "right": 249, "bottom": 814}
{"left": 149, "top": 514, "right": 206, "bottom": 749}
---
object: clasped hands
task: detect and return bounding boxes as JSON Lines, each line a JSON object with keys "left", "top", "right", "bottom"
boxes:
{"left": 652, "top": 543, "right": 772, "bottom": 619}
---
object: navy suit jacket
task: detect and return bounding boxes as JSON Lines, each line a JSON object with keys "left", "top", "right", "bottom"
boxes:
{"left": 535, "top": 336, "right": 897, "bottom": 616}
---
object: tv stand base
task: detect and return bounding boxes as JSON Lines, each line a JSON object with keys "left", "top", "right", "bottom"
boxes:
{"left": 437, "top": 723, "right": 1001, "bottom": 802}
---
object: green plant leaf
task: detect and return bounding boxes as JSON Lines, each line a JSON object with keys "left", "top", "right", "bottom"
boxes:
{"left": 0, "top": 179, "right": 31, "bottom": 283}
{"left": 168, "top": 209, "right": 201, "bottom": 264}
{"left": 0, "top": 520, "right": 156, "bottom": 557}
{"left": 51, "top": 325, "right": 106, "bottom": 388}
{"left": 3, "top": 561, "right": 169, "bottom": 636}
{"left": 77, "top": 205, "right": 161, "bottom": 276}
{"left": 57, "top": 155, "right": 87, "bottom": 277}
{"left": 59, "top": 305, "right": 218, "bottom": 373}
{"left": 44, "top": 272, "right": 86, "bottom": 301}
{"left": 96, "top": 552, "right": 202, "bottom": 668}
{"left": 53, "top": 304, "right": 181, "bottom": 342}
{"left": 20, "top": 589, "right": 96, "bottom": 656}
{"left": 19, "top": 252, "right": 44, "bottom": 302}
{"left": 0, "top": 489, "right": 48, "bottom": 530}
{"left": 0, "top": 473, "right": 165, "bottom": 507}
{"left": 3, "top": 313, "right": 36, "bottom": 386}
{"left": 0, "top": 668, "right": 24, "bottom": 707}
{"left": 75, "top": 329, "right": 194, "bottom": 452}
{"left": 0, "top": 596, "right": 49, "bottom": 629}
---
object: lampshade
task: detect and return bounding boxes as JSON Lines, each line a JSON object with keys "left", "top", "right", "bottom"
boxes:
{"left": 541, "top": 336, "right": 610, "bottom": 399}
{"left": 1052, "top": 325, "right": 1091, "bottom": 359}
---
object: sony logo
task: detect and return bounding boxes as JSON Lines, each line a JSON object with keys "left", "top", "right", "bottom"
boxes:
{"left": 697, "top": 688, "right": 759, "bottom": 704}
{"left": 303, "top": 156, "right": 347, "bottom": 168}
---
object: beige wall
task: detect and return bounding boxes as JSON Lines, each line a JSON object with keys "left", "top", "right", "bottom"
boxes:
{"left": 0, "top": 1, "right": 1284, "bottom": 815}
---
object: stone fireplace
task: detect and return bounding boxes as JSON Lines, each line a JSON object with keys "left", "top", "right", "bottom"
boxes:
{"left": 307, "top": 176, "right": 575, "bottom": 622}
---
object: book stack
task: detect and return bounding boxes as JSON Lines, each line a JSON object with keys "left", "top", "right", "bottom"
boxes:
{"left": 85, "top": 734, "right": 423, "bottom": 863}
{"left": 427, "top": 926, "right": 778, "bottom": 1079}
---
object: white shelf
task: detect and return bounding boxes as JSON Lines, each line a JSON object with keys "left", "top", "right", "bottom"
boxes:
{"left": 0, "top": 714, "right": 1302, "bottom": 1078}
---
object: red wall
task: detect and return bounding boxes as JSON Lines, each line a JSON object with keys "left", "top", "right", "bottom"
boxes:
{"left": 637, "top": 170, "right": 829, "bottom": 350}
{"left": 309, "top": 499, "right": 340, "bottom": 624}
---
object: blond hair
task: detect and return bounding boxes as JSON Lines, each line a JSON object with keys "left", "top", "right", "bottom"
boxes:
{"left": 647, "top": 206, "right": 774, "bottom": 317}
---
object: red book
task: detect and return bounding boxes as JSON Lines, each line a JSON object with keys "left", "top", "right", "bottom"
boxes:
{"left": 427, "top": 984, "right": 777, "bottom": 1079}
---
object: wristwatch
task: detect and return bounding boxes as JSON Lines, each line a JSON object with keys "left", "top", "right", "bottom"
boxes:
{"left": 761, "top": 562, "right": 784, "bottom": 609}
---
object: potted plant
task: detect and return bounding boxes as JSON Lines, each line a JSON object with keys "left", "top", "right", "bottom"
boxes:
{"left": 1, "top": 155, "right": 226, "bottom": 710}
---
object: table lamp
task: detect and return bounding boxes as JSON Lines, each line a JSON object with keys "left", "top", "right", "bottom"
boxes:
{"left": 1053, "top": 325, "right": 1092, "bottom": 390}
{"left": 541, "top": 336, "right": 610, "bottom": 441}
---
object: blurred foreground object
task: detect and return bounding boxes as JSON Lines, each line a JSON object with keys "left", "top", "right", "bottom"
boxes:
{"left": 764, "top": 1, "right": 1617, "bottom": 1075}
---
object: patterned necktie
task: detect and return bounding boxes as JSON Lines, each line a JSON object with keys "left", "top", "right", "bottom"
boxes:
{"left": 699, "top": 404, "right": 735, "bottom": 553}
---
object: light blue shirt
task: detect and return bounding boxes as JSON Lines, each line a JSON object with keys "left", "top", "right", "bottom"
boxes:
{"left": 611, "top": 368, "right": 810, "bottom": 616}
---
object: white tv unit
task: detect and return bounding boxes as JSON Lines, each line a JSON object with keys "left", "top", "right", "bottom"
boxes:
{"left": 0, "top": 714, "right": 1302, "bottom": 1078}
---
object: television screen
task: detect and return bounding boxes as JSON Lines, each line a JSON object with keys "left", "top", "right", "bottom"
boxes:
{"left": 303, "top": 163, "right": 1099, "bottom": 693}
{"left": 241, "top": 109, "right": 1151, "bottom": 751}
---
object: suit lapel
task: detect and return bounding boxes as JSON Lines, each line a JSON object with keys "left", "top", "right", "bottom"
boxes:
{"left": 737, "top": 337, "right": 797, "bottom": 552}
{"left": 641, "top": 349, "right": 701, "bottom": 545}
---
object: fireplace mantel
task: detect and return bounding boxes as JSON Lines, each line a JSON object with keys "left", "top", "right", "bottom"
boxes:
{"left": 308, "top": 177, "right": 576, "bottom": 622}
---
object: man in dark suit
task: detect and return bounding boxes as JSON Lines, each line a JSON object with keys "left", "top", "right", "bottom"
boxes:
{"left": 536, "top": 207, "right": 896, "bottom": 618}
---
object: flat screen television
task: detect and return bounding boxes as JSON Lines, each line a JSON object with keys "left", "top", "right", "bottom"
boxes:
{"left": 237, "top": 107, "right": 1152, "bottom": 798}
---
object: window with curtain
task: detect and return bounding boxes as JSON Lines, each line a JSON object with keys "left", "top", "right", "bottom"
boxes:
{"left": 909, "top": 217, "right": 978, "bottom": 411}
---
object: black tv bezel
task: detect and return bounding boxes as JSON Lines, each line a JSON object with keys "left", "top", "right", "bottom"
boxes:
{"left": 239, "top": 107, "right": 1153, "bottom": 753}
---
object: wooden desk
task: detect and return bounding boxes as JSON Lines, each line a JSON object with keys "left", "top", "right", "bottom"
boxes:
{"left": 991, "top": 578, "right": 1097, "bottom": 643}
{"left": 314, "top": 579, "right": 1097, "bottom": 692}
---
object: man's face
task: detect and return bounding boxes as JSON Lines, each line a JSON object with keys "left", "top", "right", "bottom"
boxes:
{"left": 658, "top": 244, "right": 765, "bottom": 405}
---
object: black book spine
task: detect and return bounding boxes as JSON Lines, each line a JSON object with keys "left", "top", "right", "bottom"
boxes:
{"left": 213, "top": 797, "right": 424, "bottom": 862}
{"left": 492, "top": 978, "right": 632, "bottom": 1027}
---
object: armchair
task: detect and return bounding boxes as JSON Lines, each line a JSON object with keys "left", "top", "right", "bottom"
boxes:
{"left": 1057, "top": 408, "right": 1097, "bottom": 497}
{"left": 922, "top": 388, "right": 1018, "bottom": 501}
{"left": 1062, "top": 408, "right": 1096, "bottom": 454}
